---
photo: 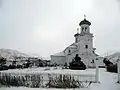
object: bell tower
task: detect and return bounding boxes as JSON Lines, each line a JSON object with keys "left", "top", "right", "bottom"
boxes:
{"left": 77, "top": 15, "right": 95, "bottom": 66}
{"left": 79, "top": 15, "right": 91, "bottom": 34}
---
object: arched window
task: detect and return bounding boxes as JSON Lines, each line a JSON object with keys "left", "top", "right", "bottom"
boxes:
{"left": 68, "top": 50, "right": 71, "bottom": 53}
{"left": 85, "top": 45, "right": 88, "bottom": 49}
{"left": 91, "top": 59, "right": 94, "bottom": 63}
{"left": 85, "top": 27, "right": 87, "bottom": 31}
{"left": 96, "top": 58, "right": 99, "bottom": 60}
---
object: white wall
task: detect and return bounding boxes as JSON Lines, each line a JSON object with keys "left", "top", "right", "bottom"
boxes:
{"left": 51, "top": 56, "right": 66, "bottom": 65}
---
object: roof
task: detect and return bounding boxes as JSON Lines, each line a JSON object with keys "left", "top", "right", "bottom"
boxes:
{"left": 63, "top": 43, "right": 78, "bottom": 52}
{"left": 79, "top": 19, "right": 91, "bottom": 26}
{"left": 51, "top": 52, "right": 65, "bottom": 57}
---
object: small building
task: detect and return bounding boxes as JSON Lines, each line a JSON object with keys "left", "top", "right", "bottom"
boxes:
{"left": 51, "top": 17, "right": 103, "bottom": 67}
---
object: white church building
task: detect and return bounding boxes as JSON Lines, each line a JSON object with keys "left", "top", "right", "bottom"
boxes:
{"left": 51, "top": 17, "right": 103, "bottom": 67}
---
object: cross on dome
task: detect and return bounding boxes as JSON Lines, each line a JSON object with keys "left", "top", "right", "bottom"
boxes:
{"left": 84, "top": 14, "right": 86, "bottom": 19}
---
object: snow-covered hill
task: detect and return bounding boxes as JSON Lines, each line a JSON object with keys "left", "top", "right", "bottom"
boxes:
{"left": 105, "top": 52, "right": 120, "bottom": 58}
{"left": 0, "top": 48, "right": 29, "bottom": 60}
{"left": 104, "top": 52, "right": 120, "bottom": 63}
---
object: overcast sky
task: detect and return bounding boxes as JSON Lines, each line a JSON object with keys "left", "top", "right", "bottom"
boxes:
{"left": 0, "top": 0, "right": 120, "bottom": 57}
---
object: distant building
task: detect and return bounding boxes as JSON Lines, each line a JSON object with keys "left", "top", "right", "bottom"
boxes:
{"left": 51, "top": 17, "right": 104, "bottom": 67}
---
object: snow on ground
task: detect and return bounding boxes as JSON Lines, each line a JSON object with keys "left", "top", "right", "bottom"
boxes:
{"left": 0, "top": 68, "right": 120, "bottom": 90}
{"left": 0, "top": 67, "right": 95, "bottom": 75}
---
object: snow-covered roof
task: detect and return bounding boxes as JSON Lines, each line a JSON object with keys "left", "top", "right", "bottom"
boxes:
{"left": 64, "top": 43, "right": 78, "bottom": 52}
{"left": 42, "top": 56, "right": 51, "bottom": 60}
{"left": 67, "top": 45, "right": 76, "bottom": 48}
{"left": 51, "top": 52, "right": 65, "bottom": 56}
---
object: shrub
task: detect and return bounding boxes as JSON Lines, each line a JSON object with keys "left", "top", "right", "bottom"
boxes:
{"left": 8, "top": 64, "right": 16, "bottom": 69}
{"left": 0, "top": 73, "right": 43, "bottom": 88}
{"left": 0, "top": 65, "right": 8, "bottom": 71}
{"left": 103, "top": 58, "right": 117, "bottom": 73}
{"left": 106, "top": 64, "right": 117, "bottom": 73}
{"left": 0, "top": 73, "right": 92, "bottom": 88}
{"left": 46, "top": 74, "right": 87, "bottom": 88}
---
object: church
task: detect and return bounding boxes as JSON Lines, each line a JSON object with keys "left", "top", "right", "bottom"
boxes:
{"left": 51, "top": 17, "right": 101, "bottom": 67}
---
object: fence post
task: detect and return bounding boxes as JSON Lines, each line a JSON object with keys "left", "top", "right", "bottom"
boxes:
{"left": 95, "top": 58, "right": 100, "bottom": 83}
{"left": 117, "top": 59, "right": 120, "bottom": 83}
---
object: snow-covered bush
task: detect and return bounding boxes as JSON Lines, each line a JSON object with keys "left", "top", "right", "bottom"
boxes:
{"left": 103, "top": 58, "right": 118, "bottom": 73}
{"left": 0, "top": 72, "right": 92, "bottom": 88}
{"left": 0, "top": 73, "right": 43, "bottom": 88}
{"left": 46, "top": 74, "right": 91, "bottom": 88}
{"left": 0, "top": 57, "right": 8, "bottom": 71}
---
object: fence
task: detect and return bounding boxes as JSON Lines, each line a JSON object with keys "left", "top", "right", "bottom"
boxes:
{"left": 0, "top": 68, "right": 98, "bottom": 88}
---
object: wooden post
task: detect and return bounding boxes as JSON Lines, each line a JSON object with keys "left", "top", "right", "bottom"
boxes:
{"left": 117, "top": 59, "right": 120, "bottom": 83}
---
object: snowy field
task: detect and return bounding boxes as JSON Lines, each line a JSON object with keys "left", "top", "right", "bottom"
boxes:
{"left": 0, "top": 68, "right": 120, "bottom": 90}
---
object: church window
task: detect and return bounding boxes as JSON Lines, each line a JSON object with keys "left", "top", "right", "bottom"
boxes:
{"left": 96, "top": 58, "right": 99, "bottom": 60}
{"left": 68, "top": 50, "right": 71, "bottom": 53}
{"left": 85, "top": 27, "right": 87, "bottom": 31}
{"left": 91, "top": 60, "right": 94, "bottom": 63}
{"left": 85, "top": 45, "right": 88, "bottom": 49}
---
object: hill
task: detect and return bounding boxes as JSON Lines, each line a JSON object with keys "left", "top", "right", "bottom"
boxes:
{"left": 104, "top": 52, "right": 120, "bottom": 63}
{"left": 0, "top": 48, "right": 29, "bottom": 60}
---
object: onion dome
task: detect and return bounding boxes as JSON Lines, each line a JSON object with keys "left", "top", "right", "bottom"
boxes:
{"left": 79, "top": 19, "right": 91, "bottom": 26}
{"left": 74, "top": 33, "right": 80, "bottom": 37}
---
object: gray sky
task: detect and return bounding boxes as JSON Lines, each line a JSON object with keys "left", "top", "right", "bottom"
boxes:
{"left": 0, "top": 0, "right": 120, "bottom": 57}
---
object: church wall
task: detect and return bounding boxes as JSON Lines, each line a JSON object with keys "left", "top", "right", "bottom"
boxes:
{"left": 96, "top": 57, "right": 105, "bottom": 66}
{"left": 66, "top": 51, "right": 78, "bottom": 64}
{"left": 64, "top": 48, "right": 77, "bottom": 56}
{"left": 51, "top": 56, "right": 66, "bottom": 65}
{"left": 78, "top": 40, "right": 93, "bottom": 54}
{"left": 66, "top": 51, "right": 96, "bottom": 67}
